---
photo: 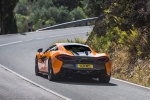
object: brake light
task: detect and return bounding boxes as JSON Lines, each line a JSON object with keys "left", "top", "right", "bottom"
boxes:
{"left": 96, "top": 57, "right": 109, "bottom": 62}
{"left": 56, "top": 55, "right": 73, "bottom": 61}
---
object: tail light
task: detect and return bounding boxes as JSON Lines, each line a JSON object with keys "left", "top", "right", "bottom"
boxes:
{"left": 96, "top": 56, "right": 109, "bottom": 62}
{"left": 56, "top": 55, "right": 73, "bottom": 61}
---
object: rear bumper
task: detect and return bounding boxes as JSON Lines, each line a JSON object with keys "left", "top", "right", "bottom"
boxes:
{"left": 61, "top": 63, "right": 105, "bottom": 70}
{"left": 59, "top": 64, "right": 107, "bottom": 78}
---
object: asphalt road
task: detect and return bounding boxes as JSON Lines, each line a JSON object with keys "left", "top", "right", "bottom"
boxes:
{"left": 0, "top": 26, "right": 150, "bottom": 100}
{"left": 0, "top": 66, "right": 64, "bottom": 100}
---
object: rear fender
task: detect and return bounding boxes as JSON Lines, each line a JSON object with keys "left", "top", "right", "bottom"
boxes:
{"left": 96, "top": 54, "right": 111, "bottom": 76}
{"left": 105, "top": 61, "right": 111, "bottom": 76}
{"left": 51, "top": 57, "right": 63, "bottom": 74}
{"left": 50, "top": 51, "right": 63, "bottom": 74}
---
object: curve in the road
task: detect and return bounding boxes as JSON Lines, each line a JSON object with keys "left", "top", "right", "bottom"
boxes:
{"left": 0, "top": 26, "right": 150, "bottom": 100}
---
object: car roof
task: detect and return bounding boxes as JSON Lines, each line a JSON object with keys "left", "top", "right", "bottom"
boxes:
{"left": 56, "top": 43, "right": 89, "bottom": 47}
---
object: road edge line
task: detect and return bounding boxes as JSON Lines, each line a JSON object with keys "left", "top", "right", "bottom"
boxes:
{"left": 0, "top": 64, "right": 71, "bottom": 100}
{"left": 112, "top": 78, "right": 150, "bottom": 90}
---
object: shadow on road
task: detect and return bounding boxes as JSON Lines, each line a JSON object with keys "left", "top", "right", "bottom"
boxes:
{"left": 57, "top": 78, "right": 117, "bottom": 86}
{"left": 38, "top": 74, "right": 117, "bottom": 86}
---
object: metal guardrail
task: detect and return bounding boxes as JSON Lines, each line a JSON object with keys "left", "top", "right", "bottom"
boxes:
{"left": 37, "top": 17, "right": 98, "bottom": 31}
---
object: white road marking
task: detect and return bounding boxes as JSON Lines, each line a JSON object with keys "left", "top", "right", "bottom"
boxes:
{"left": 36, "top": 37, "right": 45, "bottom": 40}
{"left": 0, "top": 31, "right": 88, "bottom": 47}
{"left": 0, "top": 31, "right": 88, "bottom": 100}
{"left": 0, "top": 64, "right": 71, "bottom": 100}
{"left": 25, "top": 39, "right": 33, "bottom": 42}
{"left": 112, "top": 78, "right": 150, "bottom": 90}
{"left": 1, "top": 30, "right": 149, "bottom": 96}
{"left": 0, "top": 41, "right": 23, "bottom": 47}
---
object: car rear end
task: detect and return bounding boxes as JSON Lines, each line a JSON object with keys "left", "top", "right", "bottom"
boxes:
{"left": 56, "top": 54, "right": 111, "bottom": 79}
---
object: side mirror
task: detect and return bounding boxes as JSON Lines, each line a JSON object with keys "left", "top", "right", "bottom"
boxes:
{"left": 37, "top": 48, "right": 43, "bottom": 53}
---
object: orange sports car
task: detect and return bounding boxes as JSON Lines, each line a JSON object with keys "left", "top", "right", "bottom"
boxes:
{"left": 35, "top": 43, "right": 111, "bottom": 83}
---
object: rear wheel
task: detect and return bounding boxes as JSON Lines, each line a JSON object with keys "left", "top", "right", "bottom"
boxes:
{"left": 98, "top": 70, "right": 110, "bottom": 83}
{"left": 35, "top": 56, "right": 40, "bottom": 76}
{"left": 48, "top": 59, "right": 58, "bottom": 81}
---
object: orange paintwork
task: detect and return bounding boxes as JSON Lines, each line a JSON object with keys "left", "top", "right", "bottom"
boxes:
{"left": 105, "top": 61, "right": 111, "bottom": 75}
{"left": 94, "top": 53, "right": 111, "bottom": 75}
{"left": 36, "top": 44, "right": 66, "bottom": 74}
{"left": 36, "top": 43, "right": 111, "bottom": 76}
{"left": 89, "top": 47, "right": 111, "bottom": 75}
{"left": 52, "top": 57, "right": 63, "bottom": 74}
{"left": 50, "top": 51, "right": 63, "bottom": 74}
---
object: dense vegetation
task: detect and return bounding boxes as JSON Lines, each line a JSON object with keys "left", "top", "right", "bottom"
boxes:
{"left": 14, "top": 0, "right": 87, "bottom": 33}
{"left": 86, "top": 0, "right": 150, "bottom": 87}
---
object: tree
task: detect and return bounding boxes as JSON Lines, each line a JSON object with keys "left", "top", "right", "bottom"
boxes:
{"left": 87, "top": 0, "right": 150, "bottom": 58}
{"left": 53, "top": 0, "right": 78, "bottom": 11}
{"left": 0, "top": 0, "right": 18, "bottom": 35}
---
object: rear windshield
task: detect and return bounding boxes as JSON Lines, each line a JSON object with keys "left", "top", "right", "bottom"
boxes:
{"left": 64, "top": 45, "right": 91, "bottom": 52}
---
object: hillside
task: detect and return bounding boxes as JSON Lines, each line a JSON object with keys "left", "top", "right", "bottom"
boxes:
{"left": 86, "top": 0, "right": 150, "bottom": 87}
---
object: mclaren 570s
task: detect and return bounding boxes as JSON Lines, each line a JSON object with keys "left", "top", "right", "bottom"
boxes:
{"left": 35, "top": 43, "right": 111, "bottom": 83}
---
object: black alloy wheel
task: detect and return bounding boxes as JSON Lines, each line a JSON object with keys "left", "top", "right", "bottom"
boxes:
{"left": 98, "top": 70, "right": 111, "bottom": 83}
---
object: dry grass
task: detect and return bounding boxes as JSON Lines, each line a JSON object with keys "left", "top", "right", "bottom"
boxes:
{"left": 52, "top": 38, "right": 86, "bottom": 44}
{"left": 54, "top": 37, "right": 150, "bottom": 87}
{"left": 111, "top": 47, "right": 150, "bottom": 87}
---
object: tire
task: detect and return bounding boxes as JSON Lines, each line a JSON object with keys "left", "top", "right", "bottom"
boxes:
{"left": 48, "top": 59, "right": 58, "bottom": 81}
{"left": 35, "top": 56, "right": 40, "bottom": 76}
{"left": 98, "top": 70, "right": 111, "bottom": 83}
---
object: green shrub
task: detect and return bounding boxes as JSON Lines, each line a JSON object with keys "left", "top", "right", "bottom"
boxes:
{"left": 70, "top": 7, "right": 87, "bottom": 20}
{"left": 15, "top": 14, "right": 28, "bottom": 33}
{"left": 15, "top": 0, "right": 88, "bottom": 32}
{"left": 86, "top": 0, "right": 150, "bottom": 87}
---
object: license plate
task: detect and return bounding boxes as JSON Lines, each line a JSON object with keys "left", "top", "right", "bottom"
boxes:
{"left": 77, "top": 64, "right": 93, "bottom": 68}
